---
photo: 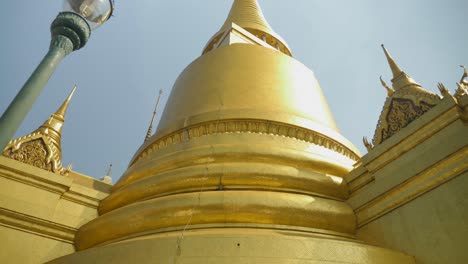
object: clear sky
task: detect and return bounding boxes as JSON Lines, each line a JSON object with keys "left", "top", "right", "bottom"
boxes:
{"left": 1, "top": 0, "right": 467, "bottom": 181}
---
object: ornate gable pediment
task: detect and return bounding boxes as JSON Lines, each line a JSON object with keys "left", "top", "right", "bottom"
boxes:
{"left": 2, "top": 86, "right": 76, "bottom": 175}
{"left": 3, "top": 131, "right": 63, "bottom": 173}
{"left": 372, "top": 86, "right": 441, "bottom": 146}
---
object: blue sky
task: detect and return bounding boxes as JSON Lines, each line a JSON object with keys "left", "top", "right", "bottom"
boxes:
{"left": 1, "top": 0, "right": 467, "bottom": 180}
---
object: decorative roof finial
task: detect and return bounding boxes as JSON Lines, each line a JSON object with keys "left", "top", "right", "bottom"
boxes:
{"left": 380, "top": 44, "right": 419, "bottom": 90}
{"left": 39, "top": 85, "right": 77, "bottom": 138}
{"left": 55, "top": 85, "right": 77, "bottom": 120}
{"left": 3, "top": 85, "right": 77, "bottom": 174}
{"left": 363, "top": 137, "right": 373, "bottom": 152}
{"left": 460, "top": 65, "right": 468, "bottom": 86}
{"left": 437, "top": 83, "right": 451, "bottom": 98}
{"left": 100, "top": 163, "right": 113, "bottom": 184}
{"left": 455, "top": 82, "right": 467, "bottom": 99}
{"left": 381, "top": 44, "right": 403, "bottom": 78}
{"left": 380, "top": 76, "right": 394, "bottom": 96}
{"left": 145, "top": 90, "right": 163, "bottom": 142}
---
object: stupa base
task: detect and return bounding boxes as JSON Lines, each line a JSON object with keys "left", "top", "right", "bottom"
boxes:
{"left": 50, "top": 228, "right": 414, "bottom": 264}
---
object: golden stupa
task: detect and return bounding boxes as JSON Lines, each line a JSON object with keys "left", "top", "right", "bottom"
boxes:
{"left": 1, "top": 1, "right": 467, "bottom": 263}
{"left": 51, "top": 0, "right": 412, "bottom": 262}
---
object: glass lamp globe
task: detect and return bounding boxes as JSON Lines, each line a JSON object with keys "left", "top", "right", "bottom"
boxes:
{"left": 63, "top": 0, "right": 114, "bottom": 29}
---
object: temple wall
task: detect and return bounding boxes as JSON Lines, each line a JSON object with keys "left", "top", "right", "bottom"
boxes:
{"left": 346, "top": 95, "right": 468, "bottom": 264}
{"left": 355, "top": 172, "right": 467, "bottom": 264}
{"left": 0, "top": 157, "right": 110, "bottom": 263}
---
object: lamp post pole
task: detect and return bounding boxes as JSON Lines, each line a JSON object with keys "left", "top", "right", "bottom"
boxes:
{"left": 0, "top": 12, "right": 91, "bottom": 151}
{"left": 0, "top": 0, "right": 115, "bottom": 151}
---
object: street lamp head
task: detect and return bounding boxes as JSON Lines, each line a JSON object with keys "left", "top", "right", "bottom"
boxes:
{"left": 63, "top": 0, "right": 114, "bottom": 30}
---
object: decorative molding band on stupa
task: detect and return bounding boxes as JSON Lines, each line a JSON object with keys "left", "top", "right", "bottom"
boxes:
{"left": 2, "top": 86, "right": 76, "bottom": 175}
{"left": 133, "top": 119, "right": 361, "bottom": 165}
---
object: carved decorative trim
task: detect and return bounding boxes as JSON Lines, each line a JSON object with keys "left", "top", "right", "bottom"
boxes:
{"left": 0, "top": 207, "right": 76, "bottom": 243}
{"left": 372, "top": 86, "right": 441, "bottom": 146}
{"left": 3, "top": 132, "right": 63, "bottom": 174}
{"left": 133, "top": 119, "right": 360, "bottom": 165}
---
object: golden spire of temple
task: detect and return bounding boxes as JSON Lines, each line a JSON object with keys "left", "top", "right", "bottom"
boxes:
{"left": 381, "top": 44, "right": 420, "bottom": 90}
{"left": 144, "top": 89, "right": 163, "bottom": 142}
{"left": 3, "top": 85, "right": 77, "bottom": 174}
{"left": 381, "top": 44, "right": 403, "bottom": 77}
{"left": 203, "top": 0, "right": 292, "bottom": 56}
{"left": 40, "top": 85, "right": 77, "bottom": 139}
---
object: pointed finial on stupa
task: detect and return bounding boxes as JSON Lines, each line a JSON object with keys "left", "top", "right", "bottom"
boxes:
{"left": 144, "top": 90, "right": 163, "bottom": 142}
{"left": 100, "top": 163, "right": 113, "bottom": 184}
{"left": 380, "top": 76, "right": 394, "bottom": 96}
{"left": 203, "top": 0, "right": 291, "bottom": 56}
{"left": 381, "top": 45, "right": 419, "bottom": 90}
{"left": 3, "top": 85, "right": 77, "bottom": 174}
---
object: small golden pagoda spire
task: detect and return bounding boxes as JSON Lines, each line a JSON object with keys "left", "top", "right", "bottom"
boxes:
{"left": 203, "top": 0, "right": 292, "bottom": 56}
{"left": 381, "top": 44, "right": 420, "bottom": 90}
{"left": 144, "top": 90, "right": 163, "bottom": 142}
{"left": 3, "top": 85, "right": 77, "bottom": 174}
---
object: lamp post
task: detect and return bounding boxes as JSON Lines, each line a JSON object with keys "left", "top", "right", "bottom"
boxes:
{"left": 0, "top": 0, "right": 114, "bottom": 151}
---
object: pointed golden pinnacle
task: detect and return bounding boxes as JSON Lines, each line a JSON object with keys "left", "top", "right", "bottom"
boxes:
{"left": 381, "top": 44, "right": 403, "bottom": 78}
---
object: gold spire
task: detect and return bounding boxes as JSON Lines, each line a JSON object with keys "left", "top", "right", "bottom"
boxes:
{"left": 203, "top": 0, "right": 292, "bottom": 56}
{"left": 40, "top": 85, "right": 77, "bottom": 138}
{"left": 381, "top": 44, "right": 402, "bottom": 77}
{"left": 221, "top": 0, "right": 273, "bottom": 33}
{"left": 144, "top": 90, "right": 163, "bottom": 142}
{"left": 3, "top": 85, "right": 77, "bottom": 174}
{"left": 381, "top": 44, "right": 420, "bottom": 90}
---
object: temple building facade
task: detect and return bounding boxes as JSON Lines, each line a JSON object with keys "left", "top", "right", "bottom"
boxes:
{"left": 1, "top": 1, "right": 467, "bottom": 263}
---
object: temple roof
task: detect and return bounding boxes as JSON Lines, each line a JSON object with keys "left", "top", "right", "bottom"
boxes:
{"left": 203, "top": 0, "right": 292, "bottom": 56}
{"left": 2, "top": 86, "right": 76, "bottom": 174}
{"left": 370, "top": 47, "right": 441, "bottom": 147}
